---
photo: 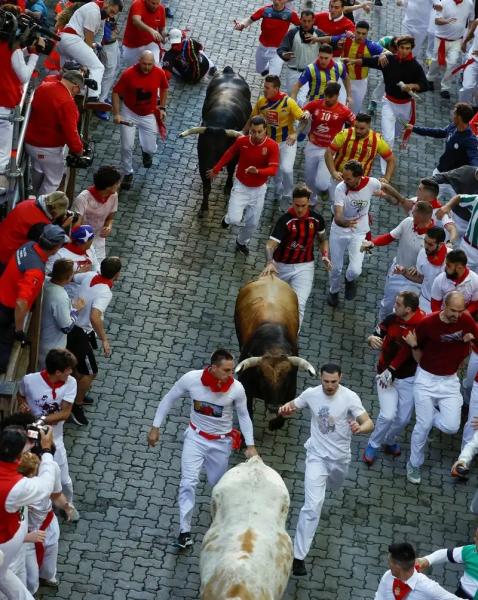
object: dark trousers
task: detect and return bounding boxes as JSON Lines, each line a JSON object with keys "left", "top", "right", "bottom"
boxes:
{"left": 0, "top": 304, "right": 14, "bottom": 373}
{"left": 456, "top": 583, "right": 473, "bottom": 599}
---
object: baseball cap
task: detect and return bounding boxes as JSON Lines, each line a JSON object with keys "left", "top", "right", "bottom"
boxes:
{"left": 39, "top": 224, "right": 70, "bottom": 249}
{"left": 169, "top": 28, "right": 182, "bottom": 44}
{"left": 62, "top": 70, "right": 85, "bottom": 87}
{"left": 71, "top": 225, "right": 95, "bottom": 244}
{"left": 44, "top": 191, "right": 68, "bottom": 216}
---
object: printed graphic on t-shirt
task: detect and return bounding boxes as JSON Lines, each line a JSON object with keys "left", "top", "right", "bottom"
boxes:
{"left": 193, "top": 400, "right": 223, "bottom": 418}
{"left": 135, "top": 88, "right": 152, "bottom": 104}
{"left": 351, "top": 198, "right": 368, "bottom": 210}
{"left": 34, "top": 396, "right": 61, "bottom": 416}
{"left": 317, "top": 406, "right": 335, "bottom": 434}
{"left": 440, "top": 330, "right": 464, "bottom": 343}
{"left": 265, "top": 110, "right": 279, "bottom": 126}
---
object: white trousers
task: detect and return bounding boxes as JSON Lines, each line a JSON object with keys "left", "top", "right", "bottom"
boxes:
{"left": 419, "top": 295, "right": 432, "bottom": 313}
{"left": 54, "top": 443, "right": 73, "bottom": 503}
{"left": 304, "top": 143, "right": 330, "bottom": 204}
{"left": 255, "top": 43, "right": 283, "bottom": 76}
{"left": 328, "top": 225, "right": 366, "bottom": 294}
{"left": 179, "top": 426, "right": 231, "bottom": 532}
{"left": 274, "top": 140, "right": 297, "bottom": 204}
{"left": 119, "top": 104, "right": 158, "bottom": 175}
{"left": 225, "top": 179, "right": 267, "bottom": 246}
{"left": 409, "top": 367, "right": 462, "bottom": 468}
{"left": 459, "top": 59, "right": 478, "bottom": 105}
{"left": 58, "top": 33, "right": 104, "bottom": 97}
{"left": 0, "top": 520, "right": 34, "bottom": 600}
{"left": 461, "top": 239, "right": 478, "bottom": 273}
{"left": 349, "top": 78, "right": 368, "bottom": 115}
{"left": 368, "top": 377, "right": 415, "bottom": 448}
{"left": 379, "top": 270, "right": 421, "bottom": 322}
{"left": 371, "top": 81, "right": 385, "bottom": 104}
{"left": 25, "top": 144, "right": 65, "bottom": 195}
{"left": 282, "top": 65, "right": 301, "bottom": 95}
{"left": 380, "top": 97, "right": 412, "bottom": 174}
{"left": 100, "top": 42, "right": 120, "bottom": 102}
{"left": 277, "top": 261, "right": 314, "bottom": 327}
{"left": 463, "top": 349, "right": 478, "bottom": 404}
{"left": 0, "top": 106, "right": 13, "bottom": 173}
{"left": 25, "top": 516, "right": 60, "bottom": 593}
{"left": 293, "top": 452, "right": 348, "bottom": 560}
{"left": 463, "top": 381, "right": 478, "bottom": 448}
{"left": 428, "top": 38, "right": 461, "bottom": 91}
{"left": 122, "top": 42, "right": 160, "bottom": 68}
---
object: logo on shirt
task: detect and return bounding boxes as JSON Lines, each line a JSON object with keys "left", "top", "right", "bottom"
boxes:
{"left": 262, "top": 147, "right": 268, "bottom": 155}
{"left": 193, "top": 400, "right": 223, "bottom": 418}
{"left": 317, "top": 407, "right": 335, "bottom": 434}
{"left": 135, "top": 88, "right": 152, "bottom": 103}
{"left": 265, "top": 110, "right": 279, "bottom": 126}
{"left": 34, "top": 395, "right": 60, "bottom": 416}
{"left": 351, "top": 198, "right": 368, "bottom": 210}
{"left": 440, "top": 330, "right": 465, "bottom": 343}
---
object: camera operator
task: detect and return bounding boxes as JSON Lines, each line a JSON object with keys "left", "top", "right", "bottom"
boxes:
{"left": 0, "top": 423, "right": 56, "bottom": 599}
{"left": 24, "top": 70, "right": 84, "bottom": 195}
{"left": 0, "top": 4, "right": 45, "bottom": 188}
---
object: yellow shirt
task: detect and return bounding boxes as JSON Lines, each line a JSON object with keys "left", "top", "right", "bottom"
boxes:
{"left": 330, "top": 128, "right": 392, "bottom": 175}
{"left": 252, "top": 94, "right": 304, "bottom": 142}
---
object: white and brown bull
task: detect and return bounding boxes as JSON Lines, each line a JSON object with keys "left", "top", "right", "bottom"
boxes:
{"left": 234, "top": 274, "right": 316, "bottom": 430}
{"left": 200, "top": 456, "right": 292, "bottom": 600}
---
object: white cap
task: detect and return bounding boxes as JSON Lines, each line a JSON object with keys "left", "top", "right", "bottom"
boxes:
{"left": 169, "top": 28, "right": 182, "bottom": 44}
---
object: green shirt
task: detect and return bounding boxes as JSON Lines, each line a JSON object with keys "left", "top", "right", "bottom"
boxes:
{"left": 458, "top": 195, "right": 478, "bottom": 246}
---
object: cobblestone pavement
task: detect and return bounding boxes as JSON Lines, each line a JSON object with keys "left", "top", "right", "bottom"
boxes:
{"left": 41, "top": 0, "right": 478, "bottom": 598}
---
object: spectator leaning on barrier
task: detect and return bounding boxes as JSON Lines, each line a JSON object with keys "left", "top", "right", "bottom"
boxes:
{"left": 0, "top": 224, "right": 69, "bottom": 374}
{"left": 25, "top": 70, "right": 84, "bottom": 196}
{"left": 71, "top": 166, "right": 121, "bottom": 262}
{"left": 0, "top": 191, "right": 69, "bottom": 274}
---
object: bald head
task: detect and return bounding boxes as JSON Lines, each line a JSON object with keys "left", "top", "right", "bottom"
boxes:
{"left": 445, "top": 291, "right": 465, "bottom": 309}
{"left": 443, "top": 291, "right": 466, "bottom": 323}
{"left": 138, "top": 51, "right": 155, "bottom": 74}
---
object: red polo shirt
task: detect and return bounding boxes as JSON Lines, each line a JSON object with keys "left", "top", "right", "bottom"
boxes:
{"left": 113, "top": 64, "right": 169, "bottom": 116}
{"left": 0, "top": 200, "right": 50, "bottom": 265}
{"left": 314, "top": 12, "right": 355, "bottom": 55}
{"left": 123, "top": 0, "right": 166, "bottom": 48}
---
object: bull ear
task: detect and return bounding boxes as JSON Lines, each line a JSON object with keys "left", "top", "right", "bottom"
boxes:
{"left": 235, "top": 356, "right": 262, "bottom": 373}
{"left": 288, "top": 357, "right": 316, "bottom": 377}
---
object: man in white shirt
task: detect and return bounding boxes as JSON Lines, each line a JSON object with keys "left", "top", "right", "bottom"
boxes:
{"left": 46, "top": 225, "right": 99, "bottom": 281}
{"left": 460, "top": 19, "right": 478, "bottom": 105}
{"left": 57, "top": 0, "right": 123, "bottom": 97}
{"left": 430, "top": 249, "right": 478, "bottom": 311}
{"left": 397, "top": 0, "right": 436, "bottom": 63}
{"left": 375, "top": 542, "right": 460, "bottom": 599}
{"left": 147, "top": 349, "right": 258, "bottom": 550}
{"left": 17, "top": 349, "right": 80, "bottom": 522}
{"left": 67, "top": 256, "right": 122, "bottom": 426}
{"left": 427, "top": 0, "right": 475, "bottom": 99}
{"left": 327, "top": 159, "right": 383, "bottom": 307}
{"left": 278, "top": 363, "right": 373, "bottom": 576}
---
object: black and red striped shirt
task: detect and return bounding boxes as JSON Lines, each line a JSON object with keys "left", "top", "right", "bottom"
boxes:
{"left": 270, "top": 208, "right": 325, "bottom": 264}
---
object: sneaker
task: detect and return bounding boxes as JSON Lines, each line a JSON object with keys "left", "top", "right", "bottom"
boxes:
{"left": 69, "top": 504, "right": 80, "bottom": 522}
{"left": 39, "top": 578, "right": 59, "bottom": 589}
{"left": 94, "top": 110, "right": 110, "bottom": 121}
{"left": 374, "top": 0, "right": 383, "bottom": 4}
{"left": 82, "top": 395, "right": 94, "bottom": 405}
{"left": 344, "top": 278, "right": 357, "bottom": 300}
{"left": 292, "top": 558, "right": 307, "bottom": 576}
{"left": 440, "top": 90, "right": 451, "bottom": 100}
{"left": 208, "top": 66, "right": 218, "bottom": 77}
{"left": 327, "top": 291, "right": 339, "bottom": 308}
{"left": 165, "top": 6, "right": 174, "bottom": 17}
{"left": 175, "top": 532, "right": 193, "bottom": 549}
{"left": 120, "top": 173, "right": 133, "bottom": 191}
{"left": 260, "top": 69, "right": 269, "bottom": 77}
{"left": 70, "top": 404, "right": 89, "bottom": 426}
{"left": 406, "top": 461, "right": 421, "bottom": 484}
{"left": 368, "top": 100, "right": 377, "bottom": 115}
{"left": 235, "top": 241, "right": 249, "bottom": 256}
{"left": 383, "top": 443, "right": 401, "bottom": 457}
{"left": 142, "top": 151, "right": 153, "bottom": 168}
{"left": 362, "top": 444, "right": 378, "bottom": 466}
{"left": 221, "top": 217, "right": 229, "bottom": 229}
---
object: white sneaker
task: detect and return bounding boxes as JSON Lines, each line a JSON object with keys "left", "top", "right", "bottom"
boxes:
{"left": 406, "top": 461, "right": 421, "bottom": 484}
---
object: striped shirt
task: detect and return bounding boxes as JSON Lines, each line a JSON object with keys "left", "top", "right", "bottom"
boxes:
{"left": 270, "top": 209, "right": 325, "bottom": 263}
{"left": 329, "top": 128, "right": 392, "bottom": 175}
{"left": 332, "top": 36, "right": 384, "bottom": 80}
{"left": 458, "top": 195, "right": 478, "bottom": 247}
{"left": 251, "top": 93, "right": 304, "bottom": 143}
{"left": 298, "top": 59, "right": 347, "bottom": 101}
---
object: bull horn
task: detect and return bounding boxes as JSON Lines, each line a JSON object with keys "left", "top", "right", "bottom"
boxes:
{"left": 179, "top": 126, "right": 206, "bottom": 138}
{"left": 224, "top": 129, "right": 243, "bottom": 138}
{"left": 235, "top": 356, "right": 262, "bottom": 373}
{"left": 288, "top": 357, "right": 316, "bottom": 376}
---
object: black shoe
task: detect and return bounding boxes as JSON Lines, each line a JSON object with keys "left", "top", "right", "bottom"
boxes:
{"left": 82, "top": 395, "right": 94, "bottom": 405}
{"left": 374, "top": 0, "right": 383, "bottom": 5}
{"left": 344, "top": 278, "right": 357, "bottom": 300}
{"left": 260, "top": 69, "right": 269, "bottom": 77}
{"left": 440, "top": 90, "right": 451, "bottom": 99}
{"left": 293, "top": 558, "right": 307, "bottom": 576}
{"left": 175, "top": 532, "right": 192, "bottom": 549}
{"left": 427, "top": 80, "right": 434, "bottom": 91}
{"left": 70, "top": 404, "right": 89, "bottom": 426}
{"left": 221, "top": 217, "right": 229, "bottom": 229}
{"left": 208, "top": 66, "right": 218, "bottom": 77}
{"left": 142, "top": 151, "right": 153, "bottom": 168}
{"left": 235, "top": 241, "right": 249, "bottom": 256}
{"left": 120, "top": 173, "right": 133, "bottom": 190}
{"left": 165, "top": 6, "right": 174, "bottom": 17}
{"left": 327, "top": 291, "right": 339, "bottom": 307}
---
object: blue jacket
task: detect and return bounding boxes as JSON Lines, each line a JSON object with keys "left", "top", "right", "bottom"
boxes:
{"left": 412, "top": 123, "right": 478, "bottom": 171}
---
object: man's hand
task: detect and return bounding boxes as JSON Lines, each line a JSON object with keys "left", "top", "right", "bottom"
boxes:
{"left": 451, "top": 460, "right": 470, "bottom": 479}
{"left": 464, "top": 333, "right": 475, "bottom": 343}
{"left": 244, "top": 446, "right": 259, "bottom": 458}
{"left": 150, "top": 28, "right": 163, "bottom": 42}
{"left": 76, "top": 263, "right": 92, "bottom": 273}
{"left": 321, "top": 256, "right": 332, "bottom": 271}
{"left": 245, "top": 166, "right": 259, "bottom": 174}
{"left": 331, "top": 170, "right": 343, "bottom": 182}
{"left": 286, "top": 133, "right": 297, "bottom": 146}
{"left": 25, "top": 530, "right": 46, "bottom": 544}
{"left": 301, "top": 110, "right": 311, "bottom": 121}
{"left": 39, "top": 426, "right": 53, "bottom": 450}
{"left": 360, "top": 240, "right": 374, "bottom": 253}
{"left": 379, "top": 177, "right": 390, "bottom": 185}
{"left": 345, "top": 218, "right": 359, "bottom": 229}
{"left": 72, "top": 297, "right": 86, "bottom": 311}
{"left": 147, "top": 426, "right": 160, "bottom": 447}
{"left": 349, "top": 420, "right": 362, "bottom": 434}
{"left": 206, "top": 168, "right": 218, "bottom": 180}
{"left": 159, "top": 108, "right": 166, "bottom": 122}
{"left": 282, "top": 51, "right": 295, "bottom": 60}
{"left": 435, "top": 206, "right": 449, "bottom": 220}
{"left": 393, "top": 264, "right": 406, "bottom": 275}
{"left": 64, "top": 502, "right": 75, "bottom": 522}
{"left": 472, "top": 416, "right": 478, "bottom": 431}
{"left": 346, "top": 96, "right": 353, "bottom": 108}
{"left": 233, "top": 19, "right": 246, "bottom": 31}
{"left": 102, "top": 338, "right": 111, "bottom": 357}
{"left": 278, "top": 400, "right": 297, "bottom": 416}
{"left": 378, "top": 52, "right": 390, "bottom": 67}
{"left": 100, "top": 224, "right": 113, "bottom": 237}
{"left": 368, "top": 335, "right": 383, "bottom": 350}
{"left": 403, "top": 330, "right": 417, "bottom": 347}
{"left": 261, "top": 262, "right": 278, "bottom": 276}
{"left": 113, "top": 114, "right": 122, "bottom": 125}
{"left": 415, "top": 558, "right": 430, "bottom": 572}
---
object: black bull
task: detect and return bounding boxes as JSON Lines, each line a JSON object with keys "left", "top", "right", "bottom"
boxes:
{"left": 179, "top": 67, "right": 251, "bottom": 217}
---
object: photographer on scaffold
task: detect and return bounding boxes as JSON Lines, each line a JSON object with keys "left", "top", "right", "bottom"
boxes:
{"left": 0, "top": 4, "right": 44, "bottom": 190}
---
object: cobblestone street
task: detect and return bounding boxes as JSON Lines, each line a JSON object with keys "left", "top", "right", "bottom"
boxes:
{"left": 44, "top": 0, "right": 478, "bottom": 597}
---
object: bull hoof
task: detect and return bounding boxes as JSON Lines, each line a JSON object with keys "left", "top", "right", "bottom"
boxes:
{"left": 268, "top": 415, "right": 285, "bottom": 431}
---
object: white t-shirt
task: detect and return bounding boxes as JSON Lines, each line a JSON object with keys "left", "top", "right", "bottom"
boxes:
{"left": 46, "top": 245, "right": 100, "bottom": 277}
{"left": 66, "top": 2, "right": 102, "bottom": 39}
{"left": 19, "top": 372, "right": 77, "bottom": 445}
{"left": 433, "top": 0, "right": 474, "bottom": 40}
{"left": 416, "top": 246, "right": 448, "bottom": 302}
{"left": 390, "top": 217, "right": 429, "bottom": 267}
{"left": 294, "top": 384, "right": 365, "bottom": 461}
{"left": 71, "top": 271, "right": 112, "bottom": 333}
{"left": 431, "top": 269, "right": 478, "bottom": 305}
{"left": 152, "top": 369, "right": 254, "bottom": 445}
{"left": 375, "top": 569, "right": 460, "bottom": 600}
{"left": 28, "top": 462, "right": 62, "bottom": 531}
{"left": 403, "top": 0, "right": 435, "bottom": 32}
{"left": 333, "top": 177, "right": 382, "bottom": 234}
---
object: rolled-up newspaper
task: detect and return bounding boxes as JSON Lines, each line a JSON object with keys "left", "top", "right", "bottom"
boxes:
{"left": 397, "top": 81, "right": 421, "bottom": 101}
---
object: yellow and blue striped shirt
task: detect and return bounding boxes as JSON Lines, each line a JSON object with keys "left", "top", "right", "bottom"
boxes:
{"left": 299, "top": 60, "right": 347, "bottom": 101}
{"left": 251, "top": 93, "right": 304, "bottom": 143}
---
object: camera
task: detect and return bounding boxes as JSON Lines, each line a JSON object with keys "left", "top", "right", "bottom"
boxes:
{"left": 299, "top": 27, "right": 312, "bottom": 44}
{"left": 0, "top": 9, "right": 60, "bottom": 54}
{"left": 66, "top": 141, "right": 94, "bottom": 169}
{"left": 26, "top": 418, "right": 48, "bottom": 442}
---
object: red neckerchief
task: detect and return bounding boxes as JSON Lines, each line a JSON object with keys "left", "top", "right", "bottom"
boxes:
{"left": 64, "top": 242, "right": 88, "bottom": 256}
{"left": 201, "top": 367, "right": 234, "bottom": 393}
{"left": 396, "top": 52, "right": 414, "bottom": 62}
{"left": 413, "top": 219, "right": 434, "bottom": 234}
{"left": 90, "top": 274, "right": 113, "bottom": 288}
{"left": 429, "top": 198, "right": 441, "bottom": 209}
{"left": 288, "top": 207, "right": 311, "bottom": 219}
{"left": 453, "top": 267, "right": 470, "bottom": 286}
{"left": 87, "top": 185, "right": 111, "bottom": 204}
{"left": 40, "top": 370, "right": 64, "bottom": 400}
{"left": 346, "top": 176, "right": 369, "bottom": 194}
{"left": 392, "top": 578, "right": 412, "bottom": 600}
{"left": 427, "top": 243, "right": 447, "bottom": 266}
{"left": 316, "top": 58, "right": 335, "bottom": 70}
{"left": 454, "top": 0, "right": 464, "bottom": 4}
{"left": 266, "top": 91, "right": 286, "bottom": 105}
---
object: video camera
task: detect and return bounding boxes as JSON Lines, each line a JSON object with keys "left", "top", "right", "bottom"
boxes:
{"left": 26, "top": 418, "right": 49, "bottom": 443}
{"left": 0, "top": 9, "right": 60, "bottom": 54}
{"left": 66, "top": 141, "right": 94, "bottom": 169}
